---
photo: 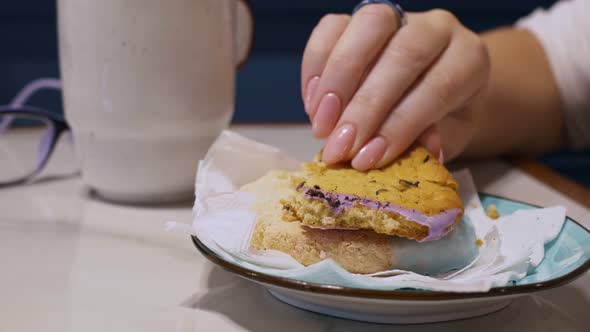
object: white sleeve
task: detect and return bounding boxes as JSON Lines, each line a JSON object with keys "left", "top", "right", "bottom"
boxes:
{"left": 516, "top": 0, "right": 590, "bottom": 149}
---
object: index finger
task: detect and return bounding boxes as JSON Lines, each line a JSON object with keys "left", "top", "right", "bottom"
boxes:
{"left": 301, "top": 14, "right": 351, "bottom": 113}
{"left": 308, "top": 4, "right": 401, "bottom": 135}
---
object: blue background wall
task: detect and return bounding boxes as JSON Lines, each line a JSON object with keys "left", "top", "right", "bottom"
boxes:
{"left": 4, "top": 0, "right": 588, "bottom": 186}
{"left": 0, "top": 0, "right": 557, "bottom": 122}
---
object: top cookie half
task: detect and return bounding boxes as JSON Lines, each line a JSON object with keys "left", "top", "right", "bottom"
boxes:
{"left": 281, "top": 146, "right": 464, "bottom": 242}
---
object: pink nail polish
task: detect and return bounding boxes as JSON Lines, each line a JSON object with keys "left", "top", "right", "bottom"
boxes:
{"left": 304, "top": 76, "right": 320, "bottom": 114}
{"left": 438, "top": 148, "right": 445, "bottom": 164}
{"left": 322, "top": 124, "right": 356, "bottom": 164}
{"left": 352, "top": 136, "right": 387, "bottom": 171}
{"left": 312, "top": 93, "right": 341, "bottom": 138}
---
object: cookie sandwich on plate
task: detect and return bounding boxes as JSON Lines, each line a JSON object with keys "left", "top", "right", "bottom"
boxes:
{"left": 243, "top": 145, "right": 472, "bottom": 275}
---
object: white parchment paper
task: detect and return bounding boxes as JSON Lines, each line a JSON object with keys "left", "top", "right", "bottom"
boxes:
{"left": 181, "top": 131, "right": 566, "bottom": 292}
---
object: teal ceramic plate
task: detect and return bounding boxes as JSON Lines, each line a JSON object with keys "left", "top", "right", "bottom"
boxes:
{"left": 192, "top": 194, "right": 590, "bottom": 323}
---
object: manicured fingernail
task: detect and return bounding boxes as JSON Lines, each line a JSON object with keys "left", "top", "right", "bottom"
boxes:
{"left": 352, "top": 136, "right": 387, "bottom": 171}
{"left": 304, "top": 76, "right": 320, "bottom": 114}
{"left": 312, "top": 93, "right": 341, "bottom": 138}
{"left": 438, "top": 148, "right": 445, "bottom": 164}
{"left": 322, "top": 124, "right": 356, "bottom": 164}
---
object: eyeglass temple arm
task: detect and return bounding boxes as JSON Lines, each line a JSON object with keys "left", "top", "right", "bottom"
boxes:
{"left": 0, "top": 78, "right": 62, "bottom": 133}
{"left": 10, "top": 78, "right": 62, "bottom": 108}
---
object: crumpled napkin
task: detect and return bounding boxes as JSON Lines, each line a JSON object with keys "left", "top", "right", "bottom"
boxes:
{"left": 183, "top": 130, "right": 566, "bottom": 293}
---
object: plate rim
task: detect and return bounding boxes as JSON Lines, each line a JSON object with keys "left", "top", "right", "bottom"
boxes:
{"left": 191, "top": 193, "right": 590, "bottom": 301}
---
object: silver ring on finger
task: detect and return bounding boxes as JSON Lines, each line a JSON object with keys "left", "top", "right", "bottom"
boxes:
{"left": 352, "top": 0, "right": 407, "bottom": 27}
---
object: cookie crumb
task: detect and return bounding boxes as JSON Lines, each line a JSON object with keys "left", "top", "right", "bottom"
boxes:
{"left": 486, "top": 204, "right": 500, "bottom": 219}
{"left": 281, "top": 212, "right": 299, "bottom": 222}
{"left": 475, "top": 239, "right": 484, "bottom": 247}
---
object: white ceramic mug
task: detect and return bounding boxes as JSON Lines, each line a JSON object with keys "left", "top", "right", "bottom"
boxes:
{"left": 58, "top": 0, "right": 253, "bottom": 203}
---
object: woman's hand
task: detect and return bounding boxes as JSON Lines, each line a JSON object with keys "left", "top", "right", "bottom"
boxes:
{"left": 302, "top": 4, "right": 490, "bottom": 169}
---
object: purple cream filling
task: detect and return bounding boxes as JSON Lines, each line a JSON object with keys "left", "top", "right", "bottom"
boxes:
{"left": 302, "top": 187, "right": 461, "bottom": 242}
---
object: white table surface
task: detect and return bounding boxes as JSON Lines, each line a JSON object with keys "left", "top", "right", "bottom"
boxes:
{"left": 1, "top": 124, "right": 589, "bottom": 332}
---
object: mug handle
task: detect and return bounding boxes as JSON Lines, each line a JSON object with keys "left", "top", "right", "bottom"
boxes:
{"left": 235, "top": 0, "right": 254, "bottom": 69}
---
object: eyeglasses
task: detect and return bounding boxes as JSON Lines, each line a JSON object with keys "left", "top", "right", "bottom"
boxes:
{"left": 0, "top": 78, "right": 72, "bottom": 188}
